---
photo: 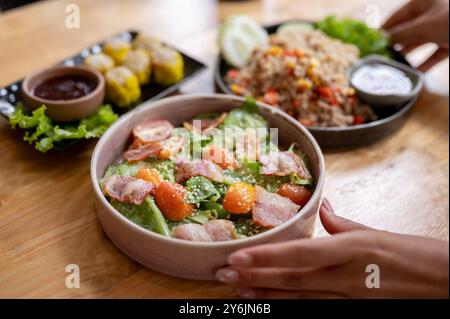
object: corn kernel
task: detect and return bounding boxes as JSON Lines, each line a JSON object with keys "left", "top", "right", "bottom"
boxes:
{"left": 312, "top": 76, "right": 321, "bottom": 86}
{"left": 267, "top": 46, "right": 284, "bottom": 56}
{"left": 346, "top": 88, "right": 356, "bottom": 95}
{"left": 285, "top": 60, "right": 296, "bottom": 69}
{"left": 310, "top": 58, "right": 320, "bottom": 67}
{"left": 230, "top": 84, "right": 241, "bottom": 94}
{"left": 297, "top": 78, "right": 312, "bottom": 90}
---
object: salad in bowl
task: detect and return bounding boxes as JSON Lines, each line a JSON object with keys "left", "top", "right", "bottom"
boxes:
{"left": 101, "top": 97, "right": 314, "bottom": 242}
{"left": 91, "top": 94, "right": 324, "bottom": 279}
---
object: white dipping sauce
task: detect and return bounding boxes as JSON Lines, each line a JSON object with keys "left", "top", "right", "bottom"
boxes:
{"left": 352, "top": 64, "right": 413, "bottom": 95}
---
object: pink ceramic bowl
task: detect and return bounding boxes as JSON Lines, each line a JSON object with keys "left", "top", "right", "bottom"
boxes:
{"left": 90, "top": 94, "right": 325, "bottom": 280}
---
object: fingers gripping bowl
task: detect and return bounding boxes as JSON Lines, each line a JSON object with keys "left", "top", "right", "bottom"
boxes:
{"left": 91, "top": 94, "right": 325, "bottom": 279}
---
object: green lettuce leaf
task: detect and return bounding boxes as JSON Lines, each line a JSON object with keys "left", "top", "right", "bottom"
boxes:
{"left": 9, "top": 104, "right": 118, "bottom": 153}
{"left": 220, "top": 97, "right": 267, "bottom": 129}
{"left": 241, "top": 96, "right": 259, "bottom": 114}
{"left": 103, "top": 159, "right": 175, "bottom": 185}
{"left": 146, "top": 159, "right": 175, "bottom": 183}
{"left": 110, "top": 196, "right": 171, "bottom": 237}
{"left": 315, "top": 16, "right": 391, "bottom": 57}
{"left": 185, "top": 176, "right": 221, "bottom": 204}
{"left": 186, "top": 210, "right": 213, "bottom": 224}
{"left": 198, "top": 202, "right": 229, "bottom": 219}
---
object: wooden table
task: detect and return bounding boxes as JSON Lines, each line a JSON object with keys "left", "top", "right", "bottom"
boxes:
{"left": 0, "top": 0, "right": 448, "bottom": 298}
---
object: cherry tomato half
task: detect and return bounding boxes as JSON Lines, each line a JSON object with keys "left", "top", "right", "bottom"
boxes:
{"left": 276, "top": 183, "right": 312, "bottom": 206}
{"left": 222, "top": 182, "right": 255, "bottom": 214}
{"left": 154, "top": 182, "right": 193, "bottom": 221}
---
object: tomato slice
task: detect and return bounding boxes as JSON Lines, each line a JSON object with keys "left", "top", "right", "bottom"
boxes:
{"left": 154, "top": 182, "right": 193, "bottom": 221}
{"left": 222, "top": 182, "right": 255, "bottom": 214}
{"left": 136, "top": 167, "right": 161, "bottom": 186}
{"left": 276, "top": 183, "right": 312, "bottom": 206}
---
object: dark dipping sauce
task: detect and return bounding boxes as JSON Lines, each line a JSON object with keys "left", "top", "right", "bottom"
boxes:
{"left": 33, "top": 75, "right": 97, "bottom": 100}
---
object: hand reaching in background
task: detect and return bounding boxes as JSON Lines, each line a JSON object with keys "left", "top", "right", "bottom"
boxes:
{"left": 216, "top": 198, "right": 449, "bottom": 298}
{"left": 383, "top": 0, "right": 449, "bottom": 72}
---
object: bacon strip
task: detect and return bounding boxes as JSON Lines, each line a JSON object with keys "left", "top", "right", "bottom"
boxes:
{"left": 174, "top": 159, "right": 224, "bottom": 183}
{"left": 202, "top": 144, "right": 238, "bottom": 169}
{"left": 123, "top": 142, "right": 163, "bottom": 163}
{"left": 235, "top": 131, "right": 261, "bottom": 162}
{"left": 203, "top": 220, "right": 237, "bottom": 241}
{"left": 133, "top": 119, "right": 173, "bottom": 143}
{"left": 252, "top": 186, "right": 300, "bottom": 228}
{"left": 103, "top": 175, "right": 155, "bottom": 205}
{"left": 160, "top": 135, "right": 185, "bottom": 158}
{"left": 259, "top": 151, "right": 312, "bottom": 179}
{"left": 202, "top": 112, "right": 228, "bottom": 135}
{"left": 172, "top": 223, "right": 212, "bottom": 242}
{"left": 172, "top": 220, "right": 237, "bottom": 242}
{"left": 183, "top": 113, "right": 228, "bottom": 134}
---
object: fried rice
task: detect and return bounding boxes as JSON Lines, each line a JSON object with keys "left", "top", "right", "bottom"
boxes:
{"left": 225, "top": 29, "right": 377, "bottom": 127}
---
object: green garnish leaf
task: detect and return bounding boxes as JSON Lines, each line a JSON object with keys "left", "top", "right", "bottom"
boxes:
{"left": 199, "top": 202, "right": 229, "bottom": 219}
{"left": 234, "top": 219, "right": 265, "bottom": 237}
{"left": 186, "top": 210, "right": 213, "bottom": 224}
{"left": 220, "top": 99, "right": 267, "bottom": 130}
{"left": 290, "top": 173, "right": 313, "bottom": 186}
{"left": 241, "top": 96, "right": 259, "bottom": 114}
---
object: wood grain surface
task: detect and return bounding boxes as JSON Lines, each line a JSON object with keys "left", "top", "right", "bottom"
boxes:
{"left": 0, "top": 0, "right": 448, "bottom": 298}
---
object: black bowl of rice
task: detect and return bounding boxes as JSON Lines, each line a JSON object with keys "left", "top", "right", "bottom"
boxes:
{"left": 215, "top": 22, "right": 418, "bottom": 149}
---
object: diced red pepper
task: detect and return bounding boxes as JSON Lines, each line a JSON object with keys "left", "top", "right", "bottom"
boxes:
{"left": 317, "top": 86, "right": 339, "bottom": 106}
{"left": 299, "top": 118, "right": 316, "bottom": 127}
{"left": 316, "top": 86, "right": 333, "bottom": 98}
{"left": 329, "top": 95, "right": 339, "bottom": 106}
{"left": 227, "top": 69, "right": 240, "bottom": 80}
{"left": 284, "top": 50, "right": 296, "bottom": 57}
{"left": 291, "top": 99, "right": 300, "bottom": 108}
{"left": 353, "top": 115, "right": 365, "bottom": 125}
{"left": 264, "top": 90, "right": 278, "bottom": 106}
{"left": 295, "top": 49, "right": 304, "bottom": 58}
{"left": 348, "top": 96, "right": 356, "bottom": 106}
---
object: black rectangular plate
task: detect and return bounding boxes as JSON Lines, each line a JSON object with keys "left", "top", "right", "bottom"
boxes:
{"left": 0, "top": 30, "right": 207, "bottom": 149}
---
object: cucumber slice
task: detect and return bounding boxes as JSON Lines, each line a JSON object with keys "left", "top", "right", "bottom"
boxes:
{"left": 277, "top": 22, "right": 313, "bottom": 35}
{"left": 219, "top": 15, "right": 269, "bottom": 68}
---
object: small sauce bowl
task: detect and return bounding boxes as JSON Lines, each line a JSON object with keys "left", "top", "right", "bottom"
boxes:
{"left": 22, "top": 65, "right": 105, "bottom": 122}
{"left": 349, "top": 54, "right": 424, "bottom": 108}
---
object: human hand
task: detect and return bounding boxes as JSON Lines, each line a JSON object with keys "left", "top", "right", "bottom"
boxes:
{"left": 216, "top": 198, "right": 449, "bottom": 298}
{"left": 383, "top": 0, "right": 449, "bottom": 72}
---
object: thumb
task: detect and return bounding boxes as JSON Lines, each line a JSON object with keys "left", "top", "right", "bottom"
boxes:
{"left": 319, "top": 198, "right": 373, "bottom": 234}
